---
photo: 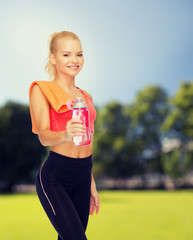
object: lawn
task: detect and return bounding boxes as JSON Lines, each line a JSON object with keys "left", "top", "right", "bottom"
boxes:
{"left": 0, "top": 190, "right": 193, "bottom": 240}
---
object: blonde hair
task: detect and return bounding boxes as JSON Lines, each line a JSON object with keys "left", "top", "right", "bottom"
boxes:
{"left": 45, "top": 31, "right": 81, "bottom": 80}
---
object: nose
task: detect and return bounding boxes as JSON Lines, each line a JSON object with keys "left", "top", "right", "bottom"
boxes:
{"left": 71, "top": 54, "right": 78, "bottom": 63}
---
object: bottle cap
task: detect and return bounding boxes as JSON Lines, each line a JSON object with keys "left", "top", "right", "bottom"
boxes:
{"left": 73, "top": 97, "right": 87, "bottom": 109}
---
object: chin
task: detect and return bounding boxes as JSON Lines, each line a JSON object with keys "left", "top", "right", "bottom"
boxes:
{"left": 65, "top": 72, "right": 80, "bottom": 78}
{"left": 69, "top": 70, "right": 81, "bottom": 75}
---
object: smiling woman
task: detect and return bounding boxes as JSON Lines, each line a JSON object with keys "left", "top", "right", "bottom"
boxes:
{"left": 28, "top": 31, "right": 100, "bottom": 240}
{"left": 44, "top": 31, "right": 84, "bottom": 81}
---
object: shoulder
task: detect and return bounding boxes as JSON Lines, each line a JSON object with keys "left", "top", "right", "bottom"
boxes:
{"left": 31, "top": 84, "right": 41, "bottom": 93}
{"left": 29, "top": 80, "right": 51, "bottom": 93}
{"left": 82, "top": 89, "right": 93, "bottom": 102}
{"left": 30, "top": 84, "right": 44, "bottom": 102}
{"left": 29, "top": 82, "right": 49, "bottom": 105}
{"left": 30, "top": 82, "right": 42, "bottom": 95}
{"left": 29, "top": 80, "right": 49, "bottom": 86}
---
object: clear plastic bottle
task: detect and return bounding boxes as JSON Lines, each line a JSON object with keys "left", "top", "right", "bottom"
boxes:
{"left": 67, "top": 97, "right": 91, "bottom": 146}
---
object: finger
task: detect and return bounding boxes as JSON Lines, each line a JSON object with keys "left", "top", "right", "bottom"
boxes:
{"left": 66, "top": 125, "right": 86, "bottom": 132}
{"left": 90, "top": 203, "right": 95, "bottom": 215}
{"left": 71, "top": 128, "right": 86, "bottom": 134}
{"left": 67, "top": 130, "right": 84, "bottom": 136}
{"left": 91, "top": 206, "right": 96, "bottom": 215}
{"left": 73, "top": 132, "right": 85, "bottom": 136}
{"left": 96, "top": 205, "right": 100, "bottom": 214}
{"left": 69, "top": 122, "right": 86, "bottom": 130}
{"left": 67, "top": 118, "right": 82, "bottom": 126}
{"left": 89, "top": 206, "right": 93, "bottom": 215}
{"left": 71, "top": 123, "right": 86, "bottom": 129}
{"left": 65, "top": 129, "right": 84, "bottom": 137}
{"left": 71, "top": 127, "right": 86, "bottom": 133}
{"left": 71, "top": 118, "right": 83, "bottom": 124}
{"left": 96, "top": 199, "right": 100, "bottom": 214}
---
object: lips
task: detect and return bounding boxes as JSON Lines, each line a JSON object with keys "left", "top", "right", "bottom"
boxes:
{"left": 67, "top": 66, "right": 79, "bottom": 69}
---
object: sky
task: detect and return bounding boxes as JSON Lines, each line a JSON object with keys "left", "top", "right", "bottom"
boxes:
{"left": 1, "top": 0, "right": 193, "bottom": 107}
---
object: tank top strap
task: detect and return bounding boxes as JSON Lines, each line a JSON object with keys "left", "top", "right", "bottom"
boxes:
{"left": 76, "top": 86, "right": 92, "bottom": 103}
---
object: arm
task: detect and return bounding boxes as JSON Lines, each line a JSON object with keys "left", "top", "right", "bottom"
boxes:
{"left": 89, "top": 132, "right": 96, "bottom": 191}
{"left": 91, "top": 172, "right": 97, "bottom": 191}
{"left": 29, "top": 84, "right": 84, "bottom": 146}
{"left": 90, "top": 172, "right": 100, "bottom": 215}
{"left": 82, "top": 92, "right": 97, "bottom": 190}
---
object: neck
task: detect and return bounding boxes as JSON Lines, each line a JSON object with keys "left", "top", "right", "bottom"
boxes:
{"left": 53, "top": 73, "right": 76, "bottom": 91}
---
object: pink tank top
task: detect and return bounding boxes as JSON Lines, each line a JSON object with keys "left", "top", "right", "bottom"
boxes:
{"left": 50, "top": 87, "right": 96, "bottom": 133}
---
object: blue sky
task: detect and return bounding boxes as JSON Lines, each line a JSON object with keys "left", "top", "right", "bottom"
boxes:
{"left": 1, "top": 0, "right": 193, "bottom": 107}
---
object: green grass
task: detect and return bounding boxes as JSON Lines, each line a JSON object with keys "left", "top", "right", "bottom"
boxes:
{"left": 1, "top": 190, "right": 193, "bottom": 240}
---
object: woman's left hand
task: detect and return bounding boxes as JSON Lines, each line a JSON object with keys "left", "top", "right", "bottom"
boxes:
{"left": 89, "top": 187, "right": 100, "bottom": 215}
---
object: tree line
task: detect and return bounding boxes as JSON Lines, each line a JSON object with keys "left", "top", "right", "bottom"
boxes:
{"left": 0, "top": 81, "right": 193, "bottom": 192}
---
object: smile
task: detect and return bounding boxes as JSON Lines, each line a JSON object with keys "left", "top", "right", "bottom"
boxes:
{"left": 67, "top": 66, "right": 79, "bottom": 69}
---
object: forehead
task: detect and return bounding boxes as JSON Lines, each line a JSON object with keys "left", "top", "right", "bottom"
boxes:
{"left": 56, "top": 38, "right": 82, "bottom": 52}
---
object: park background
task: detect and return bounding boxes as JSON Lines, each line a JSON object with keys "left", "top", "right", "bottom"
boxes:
{"left": 1, "top": 0, "right": 193, "bottom": 239}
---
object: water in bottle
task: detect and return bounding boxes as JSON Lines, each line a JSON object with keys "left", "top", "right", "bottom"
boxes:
{"left": 67, "top": 97, "right": 91, "bottom": 146}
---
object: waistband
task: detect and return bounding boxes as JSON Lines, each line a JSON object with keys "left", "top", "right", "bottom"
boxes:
{"left": 49, "top": 150, "right": 92, "bottom": 160}
{"left": 47, "top": 150, "right": 93, "bottom": 168}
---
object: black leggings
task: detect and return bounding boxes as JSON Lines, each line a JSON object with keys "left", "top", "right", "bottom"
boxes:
{"left": 35, "top": 150, "right": 93, "bottom": 240}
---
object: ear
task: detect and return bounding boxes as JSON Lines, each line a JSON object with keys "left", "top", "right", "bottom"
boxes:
{"left": 50, "top": 54, "right": 56, "bottom": 65}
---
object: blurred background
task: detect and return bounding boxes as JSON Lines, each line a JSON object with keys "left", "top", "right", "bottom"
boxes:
{"left": 1, "top": 0, "right": 193, "bottom": 239}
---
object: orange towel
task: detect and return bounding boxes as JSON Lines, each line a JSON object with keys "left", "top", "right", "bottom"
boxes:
{"left": 29, "top": 80, "right": 71, "bottom": 134}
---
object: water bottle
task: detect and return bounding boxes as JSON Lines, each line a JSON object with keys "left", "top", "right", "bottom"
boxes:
{"left": 67, "top": 97, "right": 91, "bottom": 146}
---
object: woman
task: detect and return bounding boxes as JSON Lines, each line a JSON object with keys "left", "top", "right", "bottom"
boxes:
{"left": 29, "top": 31, "right": 100, "bottom": 240}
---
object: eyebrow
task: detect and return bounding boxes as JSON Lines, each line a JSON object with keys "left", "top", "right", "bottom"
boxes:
{"left": 62, "top": 51, "right": 83, "bottom": 53}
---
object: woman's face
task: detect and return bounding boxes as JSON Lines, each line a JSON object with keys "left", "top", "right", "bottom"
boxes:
{"left": 50, "top": 38, "right": 84, "bottom": 78}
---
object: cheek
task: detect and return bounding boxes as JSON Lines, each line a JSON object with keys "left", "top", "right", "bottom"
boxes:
{"left": 58, "top": 57, "right": 68, "bottom": 66}
{"left": 80, "top": 58, "right": 84, "bottom": 65}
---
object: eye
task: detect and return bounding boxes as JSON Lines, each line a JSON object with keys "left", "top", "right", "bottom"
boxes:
{"left": 63, "top": 54, "right": 69, "bottom": 57}
{"left": 78, "top": 54, "right": 83, "bottom": 56}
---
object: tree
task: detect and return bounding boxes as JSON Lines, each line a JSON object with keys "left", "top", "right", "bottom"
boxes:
{"left": 162, "top": 81, "right": 193, "bottom": 140}
{"left": 161, "top": 149, "right": 193, "bottom": 180}
{"left": 93, "top": 101, "right": 135, "bottom": 178}
{"left": 125, "top": 85, "right": 169, "bottom": 174}
{"left": 161, "top": 81, "right": 193, "bottom": 179}
{"left": 93, "top": 86, "right": 169, "bottom": 180}
{"left": 0, "top": 101, "right": 47, "bottom": 192}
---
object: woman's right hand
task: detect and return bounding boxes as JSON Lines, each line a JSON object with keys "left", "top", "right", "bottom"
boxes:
{"left": 64, "top": 118, "right": 86, "bottom": 142}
